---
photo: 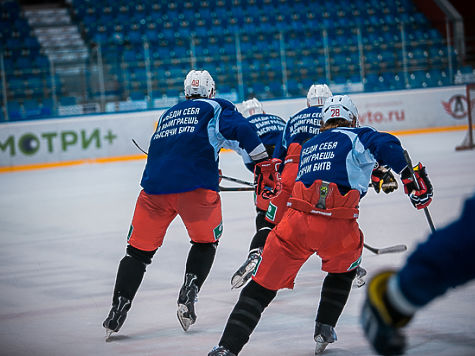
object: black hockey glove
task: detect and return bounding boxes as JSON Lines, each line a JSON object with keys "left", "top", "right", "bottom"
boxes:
{"left": 401, "top": 163, "right": 433, "bottom": 209}
{"left": 371, "top": 166, "right": 398, "bottom": 194}
{"left": 361, "top": 271, "right": 413, "bottom": 355}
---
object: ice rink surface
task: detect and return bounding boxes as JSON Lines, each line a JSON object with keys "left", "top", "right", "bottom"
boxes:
{"left": 1, "top": 129, "right": 475, "bottom": 356}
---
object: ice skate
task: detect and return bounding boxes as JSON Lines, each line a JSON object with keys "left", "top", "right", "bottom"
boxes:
{"left": 208, "top": 345, "right": 236, "bottom": 356}
{"left": 314, "top": 322, "right": 337, "bottom": 354}
{"left": 353, "top": 266, "right": 367, "bottom": 288}
{"left": 231, "top": 248, "right": 262, "bottom": 289}
{"left": 103, "top": 296, "right": 131, "bottom": 340}
{"left": 177, "top": 273, "right": 199, "bottom": 331}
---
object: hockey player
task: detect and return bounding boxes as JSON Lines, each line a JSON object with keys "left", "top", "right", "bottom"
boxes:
{"left": 231, "top": 84, "right": 332, "bottom": 290}
{"left": 230, "top": 86, "right": 396, "bottom": 290}
{"left": 225, "top": 97, "right": 286, "bottom": 172}
{"left": 208, "top": 95, "right": 433, "bottom": 356}
{"left": 233, "top": 97, "right": 285, "bottom": 242}
{"left": 361, "top": 192, "right": 475, "bottom": 355}
{"left": 241, "top": 97, "right": 286, "bottom": 164}
{"left": 102, "top": 70, "right": 269, "bottom": 338}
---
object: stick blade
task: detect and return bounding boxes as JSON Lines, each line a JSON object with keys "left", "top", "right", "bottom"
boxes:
{"left": 376, "top": 244, "right": 408, "bottom": 254}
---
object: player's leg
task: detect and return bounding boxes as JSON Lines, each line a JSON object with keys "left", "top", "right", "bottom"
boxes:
{"left": 251, "top": 209, "right": 275, "bottom": 249}
{"left": 210, "top": 280, "right": 277, "bottom": 355}
{"left": 314, "top": 269, "right": 357, "bottom": 353}
{"left": 177, "top": 240, "right": 219, "bottom": 331}
{"left": 230, "top": 150, "right": 301, "bottom": 290}
{"left": 103, "top": 245, "right": 157, "bottom": 335}
{"left": 211, "top": 223, "right": 309, "bottom": 355}
{"left": 177, "top": 188, "right": 223, "bottom": 331}
{"left": 313, "top": 224, "right": 363, "bottom": 353}
{"left": 231, "top": 210, "right": 274, "bottom": 289}
{"left": 103, "top": 190, "right": 175, "bottom": 337}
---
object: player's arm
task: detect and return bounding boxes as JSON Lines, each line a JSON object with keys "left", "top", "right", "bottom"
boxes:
{"left": 219, "top": 107, "right": 268, "bottom": 162}
{"left": 361, "top": 193, "right": 475, "bottom": 355}
{"left": 400, "top": 163, "right": 433, "bottom": 209}
{"left": 359, "top": 129, "right": 432, "bottom": 208}
{"left": 371, "top": 164, "right": 398, "bottom": 194}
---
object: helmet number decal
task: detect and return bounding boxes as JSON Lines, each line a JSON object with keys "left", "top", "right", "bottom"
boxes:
{"left": 331, "top": 108, "right": 340, "bottom": 117}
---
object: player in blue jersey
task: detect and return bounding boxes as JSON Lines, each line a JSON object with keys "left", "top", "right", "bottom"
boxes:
{"left": 361, "top": 192, "right": 475, "bottom": 355}
{"left": 208, "top": 95, "right": 433, "bottom": 356}
{"left": 230, "top": 85, "right": 333, "bottom": 290}
{"left": 234, "top": 97, "right": 286, "bottom": 243}
{"left": 224, "top": 97, "right": 286, "bottom": 172}
{"left": 103, "top": 70, "right": 269, "bottom": 339}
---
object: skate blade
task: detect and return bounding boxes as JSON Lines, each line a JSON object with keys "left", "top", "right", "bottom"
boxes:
{"left": 231, "top": 274, "right": 246, "bottom": 289}
{"left": 314, "top": 338, "right": 329, "bottom": 354}
{"left": 230, "top": 262, "right": 257, "bottom": 289}
{"left": 177, "top": 304, "right": 193, "bottom": 332}
{"left": 353, "top": 278, "right": 366, "bottom": 288}
{"left": 105, "top": 329, "right": 114, "bottom": 342}
{"left": 315, "top": 334, "right": 332, "bottom": 354}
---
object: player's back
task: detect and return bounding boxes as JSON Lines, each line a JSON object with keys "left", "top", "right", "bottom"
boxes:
{"left": 297, "top": 126, "right": 406, "bottom": 196}
{"left": 141, "top": 99, "right": 222, "bottom": 194}
{"left": 247, "top": 113, "right": 286, "bottom": 146}
{"left": 274, "top": 106, "right": 323, "bottom": 160}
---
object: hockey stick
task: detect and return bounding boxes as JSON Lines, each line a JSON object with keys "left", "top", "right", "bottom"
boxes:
{"left": 403, "top": 150, "right": 436, "bottom": 233}
{"left": 364, "top": 242, "right": 407, "bottom": 255}
{"left": 220, "top": 175, "right": 255, "bottom": 187}
{"left": 132, "top": 139, "right": 255, "bottom": 191}
{"left": 219, "top": 186, "right": 254, "bottom": 192}
{"left": 132, "top": 139, "right": 148, "bottom": 155}
{"left": 132, "top": 139, "right": 254, "bottom": 188}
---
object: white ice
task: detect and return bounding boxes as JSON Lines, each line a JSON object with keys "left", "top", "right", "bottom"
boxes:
{"left": 1, "top": 130, "right": 475, "bottom": 356}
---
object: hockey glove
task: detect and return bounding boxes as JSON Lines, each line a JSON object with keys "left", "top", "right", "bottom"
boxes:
{"left": 401, "top": 163, "right": 433, "bottom": 209}
{"left": 371, "top": 166, "right": 398, "bottom": 194}
{"left": 361, "top": 271, "right": 412, "bottom": 355}
{"left": 254, "top": 158, "right": 282, "bottom": 199}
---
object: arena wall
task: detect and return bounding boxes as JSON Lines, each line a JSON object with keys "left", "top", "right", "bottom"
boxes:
{"left": 0, "top": 86, "right": 469, "bottom": 170}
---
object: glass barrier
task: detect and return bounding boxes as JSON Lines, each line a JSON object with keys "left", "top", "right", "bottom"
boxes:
{"left": 1, "top": 21, "right": 472, "bottom": 122}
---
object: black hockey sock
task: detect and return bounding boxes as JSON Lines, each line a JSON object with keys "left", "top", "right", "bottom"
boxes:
{"left": 112, "top": 245, "right": 156, "bottom": 304}
{"left": 249, "top": 213, "right": 274, "bottom": 251}
{"left": 249, "top": 227, "right": 273, "bottom": 251}
{"left": 185, "top": 242, "right": 218, "bottom": 290}
{"left": 316, "top": 269, "right": 357, "bottom": 327}
{"left": 255, "top": 209, "right": 267, "bottom": 231}
{"left": 219, "top": 280, "right": 277, "bottom": 355}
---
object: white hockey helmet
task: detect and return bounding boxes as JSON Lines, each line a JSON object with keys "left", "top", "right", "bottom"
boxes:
{"left": 307, "top": 84, "right": 332, "bottom": 107}
{"left": 322, "top": 95, "right": 359, "bottom": 124}
{"left": 240, "top": 98, "right": 264, "bottom": 118}
{"left": 184, "top": 70, "right": 215, "bottom": 98}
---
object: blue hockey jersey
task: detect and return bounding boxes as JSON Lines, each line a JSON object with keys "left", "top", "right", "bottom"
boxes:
{"left": 296, "top": 126, "right": 407, "bottom": 196}
{"left": 225, "top": 113, "right": 286, "bottom": 171}
{"left": 141, "top": 98, "right": 266, "bottom": 194}
{"left": 248, "top": 113, "right": 286, "bottom": 146}
{"left": 273, "top": 106, "right": 323, "bottom": 161}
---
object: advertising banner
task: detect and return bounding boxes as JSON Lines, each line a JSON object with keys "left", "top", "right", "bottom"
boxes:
{"left": 264, "top": 85, "right": 469, "bottom": 131}
{"left": 0, "top": 110, "right": 163, "bottom": 167}
{"left": 0, "top": 86, "right": 470, "bottom": 168}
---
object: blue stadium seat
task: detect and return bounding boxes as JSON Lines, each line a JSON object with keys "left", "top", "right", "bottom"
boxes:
{"left": 40, "top": 98, "right": 56, "bottom": 116}
{"left": 286, "top": 79, "right": 300, "bottom": 96}
{"left": 23, "top": 99, "right": 43, "bottom": 118}
{"left": 3, "top": 0, "right": 458, "bottom": 110}
{"left": 129, "top": 91, "right": 145, "bottom": 101}
{"left": 7, "top": 101, "right": 23, "bottom": 121}
{"left": 60, "top": 96, "right": 77, "bottom": 106}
